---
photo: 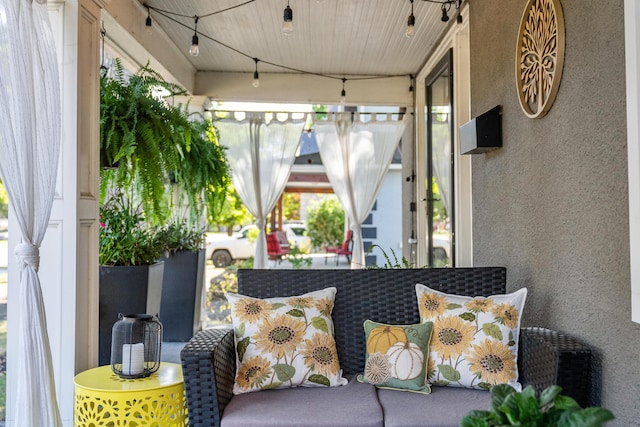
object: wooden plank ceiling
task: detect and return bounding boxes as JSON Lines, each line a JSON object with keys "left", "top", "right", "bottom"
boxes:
{"left": 142, "top": 0, "right": 460, "bottom": 78}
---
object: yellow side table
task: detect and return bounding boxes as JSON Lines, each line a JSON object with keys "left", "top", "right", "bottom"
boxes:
{"left": 74, "top": 362, "right": 187, "bottom": 426}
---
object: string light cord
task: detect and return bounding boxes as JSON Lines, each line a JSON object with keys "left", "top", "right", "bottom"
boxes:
{"left": 143, "top": 1, "right": 256, "bottom": 20}
{"left": 149, "top": 6, "right": 410, "bottom": 83}
{"left": 137, "top": 0, "right": 464, "bottom": 94}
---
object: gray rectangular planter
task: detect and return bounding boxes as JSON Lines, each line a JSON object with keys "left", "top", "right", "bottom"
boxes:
{"left": 159, "top": 249, "right": 205, "bottom": 342}
{"left": 98, "top": 261, "right": 164, "bottom": 366}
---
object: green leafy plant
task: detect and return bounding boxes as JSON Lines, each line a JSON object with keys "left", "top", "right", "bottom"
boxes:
{"left": 99, "top": 192, "right": 162, "bottom": 266}
{"left": 366, "top": 244, "right": 414, "bottom": 269}
{"left": 100, "top": 58, "right": 229, "bottom": 224}
{"left": 214, "top": 185, "right": 253, "bottom": 235}
{"left": 155, "top": 218, "right": 205, "bottom": 256}
{"left": 306, "top": 196, "right": 345, "bottom": 249}
{"left": 286, "top": 245, "right": 313, "bottom": 269}
{"left": 461, "top": 384, "right": 614, "bottom": 427}
{"left": 169, "top": 118, "right": 230, "bottom": 225}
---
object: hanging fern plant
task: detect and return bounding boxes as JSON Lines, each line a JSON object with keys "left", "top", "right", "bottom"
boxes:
{"left": 99, "top": 58, "right": 229, "bottom": 225}
{"left": 168, "top": 117, "right": 230, "bottom": 224}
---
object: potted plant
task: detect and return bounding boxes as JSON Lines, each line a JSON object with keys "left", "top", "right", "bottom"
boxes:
{"left": 99, "top": 58, "right": 231, "bottom": 347}
{"left": 156, "top": 218, "right": 206, "bottom": 341}
{"left": 461, "top": 383, "right": 614, "bottom": 427}
{"left": 98, "top": 191, "right": 164, "bottom": 365}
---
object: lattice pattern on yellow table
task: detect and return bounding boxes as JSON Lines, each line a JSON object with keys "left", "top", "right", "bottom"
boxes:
{"left": 75, "top": 384, "right": 187, "bottom": 426}
{"left": 74, "top": 364, "right": 188, "bottom": 427}
{"left": 75, "top": 386, "right": 187, "bottom": 427}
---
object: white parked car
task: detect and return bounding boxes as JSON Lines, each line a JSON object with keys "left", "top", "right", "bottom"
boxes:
{"left": 206, "top": 224, "right": 310, "bottom": 268}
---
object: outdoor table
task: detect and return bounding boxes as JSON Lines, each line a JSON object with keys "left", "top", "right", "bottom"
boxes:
{"left": 74, "top": 362, "right": 187, "bottom": 426}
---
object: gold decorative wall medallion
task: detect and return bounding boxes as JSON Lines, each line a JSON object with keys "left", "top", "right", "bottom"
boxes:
{"left": 515, "top": 0, "right": 565, "bottom": 119}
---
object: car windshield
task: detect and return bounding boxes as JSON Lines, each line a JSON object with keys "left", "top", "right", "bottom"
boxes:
{"left": 289, "top": 227, "right": 306, "bottom": 236}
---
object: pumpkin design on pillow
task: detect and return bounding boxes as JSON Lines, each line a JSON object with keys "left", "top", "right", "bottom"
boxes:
{"left": 386, "top": 341, "right": 424, "bottom": 380}
{"left": 358, "top": 320, "right": 433, "bottom": 394}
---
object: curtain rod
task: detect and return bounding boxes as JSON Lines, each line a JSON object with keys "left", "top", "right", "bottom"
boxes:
{"left": 208, "top": 110, "right": 411, "bottom": 115}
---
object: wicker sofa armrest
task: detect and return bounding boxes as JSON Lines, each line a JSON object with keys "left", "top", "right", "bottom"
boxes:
{"left": 518, "top": 327, "right": 592, "bottom": 407}
{"left": 180, "top": 327, "right": 236, "bottom": 427}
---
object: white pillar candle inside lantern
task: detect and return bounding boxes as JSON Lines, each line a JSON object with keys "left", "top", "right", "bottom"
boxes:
{"left": 121, "top": 343, "right": 145, "bottom": 375}
{"left": 111, "top": 313, "right": 163, "bottom": 379}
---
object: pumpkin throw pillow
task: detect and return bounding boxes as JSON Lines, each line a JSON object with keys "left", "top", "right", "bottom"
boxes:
{"left": 415, "top": 284, "right": 527, "bottom": 391}
{"left": 226, "top": 287, "right": 348, "bottom": 394}
{"left": 357, "top": 320, "right": 433, "bottom": 394}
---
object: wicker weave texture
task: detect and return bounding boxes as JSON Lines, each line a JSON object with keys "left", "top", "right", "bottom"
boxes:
{"left": 180, "top": 268, "right": 594, "bottom": 426}
{"left": 180, "top": 328, "right": 235, "bottom": 427}
{"left": 237, "top": 268, "right": 506, "bottom": 376}
{"left": 519, "top": 327, "right": 592, "bottom": 407}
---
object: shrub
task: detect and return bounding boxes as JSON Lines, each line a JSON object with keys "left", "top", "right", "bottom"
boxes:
{"left": 307, "top": 196, "right": 345, "bottom": 248}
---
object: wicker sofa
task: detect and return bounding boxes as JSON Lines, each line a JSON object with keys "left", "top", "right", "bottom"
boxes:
{"left": 181, "top": 268, "right": 592, "bottom": 427}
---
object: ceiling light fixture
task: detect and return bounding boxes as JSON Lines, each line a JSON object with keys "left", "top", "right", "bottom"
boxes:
{"left": 189, "top": 16, "right": 200, "bottom": 56}
{"left": 253, "top": 58, "right": 260, "bottom": 88}
{"left": 409, "top": 74, "right": 414, "bottom": 92}
{"left": 406, "top": 0, "right": 415, "bottom": 38}
{"left": 440, "top": 3, "right": 449, "bottom": 22}
{"left": 145, "top": 7, "right": 152, "bottom": 35}
{"left": 341, "top": 78, "right": 347, "bottom": 104}
{"left": 282, "top": 1, "right": 293, "bottom": 35}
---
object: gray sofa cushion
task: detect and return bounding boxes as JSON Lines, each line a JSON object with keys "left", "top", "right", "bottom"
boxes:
{"left": 377, "top": 386, "right": 492, "bottom": 427}
{"left": 221, "top": 376, "right": 384, "bottom": 427}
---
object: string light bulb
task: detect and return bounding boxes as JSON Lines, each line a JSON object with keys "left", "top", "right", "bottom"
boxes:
{"left": 441, "top": 3, "right": 449, "bottom": 22}
{"left": 145, "top": 8, "right": 153, "bottom": 35}
{"left": 340, "top": 78, "right": 347, "bottom": 104}
{"left": 406, "top": 0, "right": 415, "bottom": 38}
{"left": 253, "top": 58, "right": 260, "bottom": 88}
{"left": 282, "top": 2, "right": 293, "bottom": 35}
{"left": 189, "top": 16, "right": 200, "bottom": 57}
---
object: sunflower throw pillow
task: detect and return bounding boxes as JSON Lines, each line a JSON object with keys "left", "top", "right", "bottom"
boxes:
{"left": 226, "top": 287, "right": 348, "bottom": 394}
{"left": 357, "top": 320, "right": 433, "bottom": 394}
{"left": 415, "top": 284, "right": 527, "bottom": 391}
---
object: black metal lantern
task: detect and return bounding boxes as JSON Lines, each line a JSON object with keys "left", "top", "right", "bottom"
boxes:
{"left": 111, "top": 313, "right": 162, "bottom": 379}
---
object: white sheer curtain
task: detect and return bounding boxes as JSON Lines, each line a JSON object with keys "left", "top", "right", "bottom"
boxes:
{"left": 216, "top": 112, "right": 305, "bottom": 268}
{"left": 315, "top": 112, "right": 406, "bottom": 268}
{"left": 0, "top": 1, "right": 63, "bottom": 426}
{"left": 432, "top": 122, "right": 452, "bottom": 220}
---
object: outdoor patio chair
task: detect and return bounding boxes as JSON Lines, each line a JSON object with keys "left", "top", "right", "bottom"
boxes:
{"left": 266, "top": 232, "right": 288, "bottom": 263}
{"left": 274, "top": 230, "right": 290, "bottom": 251}
{"left": 325, "top": 230, "right": 353, "bottom": 265}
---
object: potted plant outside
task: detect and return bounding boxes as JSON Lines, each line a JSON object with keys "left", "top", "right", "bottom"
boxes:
{"left": 156, "top": 219, "right": 206, "bottom": 341}
{"left": 461, "top": 383, "right": 614, "bottom": 427}
{"left": 98, "top": 192, "right": 164, "bottom": 365}
{"left": 99, "top": 58, "right": 231, "bottom": 348}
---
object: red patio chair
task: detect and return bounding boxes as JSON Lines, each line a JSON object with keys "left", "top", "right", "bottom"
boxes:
{"left": 275, "top": 230, "right": 290, "bottom": 252}
{"left": 267, "top": 232, "right": 289, "bottom": 264}
{"left": 325, "top": 230, "right": 353, "bottom": 265}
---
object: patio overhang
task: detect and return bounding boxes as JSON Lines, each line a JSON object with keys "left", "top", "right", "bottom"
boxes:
{"left": 103, "top": 0, "right": 458, "bottom": 105}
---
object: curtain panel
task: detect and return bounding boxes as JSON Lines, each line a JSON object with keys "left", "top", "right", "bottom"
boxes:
{"left": 0, "top": 0, "right": 63, "bottom": 425}
{"left": 216, "top": 112, "right": 305, "bottom": 269}
{"left": 314, "top": 112, "right": 406, "bottom": 268}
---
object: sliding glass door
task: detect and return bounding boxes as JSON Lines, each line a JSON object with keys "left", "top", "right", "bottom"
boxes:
{"left": 425, "top": 50, "right": 454, "bottom": 267}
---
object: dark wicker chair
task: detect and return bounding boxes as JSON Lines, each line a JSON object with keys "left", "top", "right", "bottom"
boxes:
{"left": 181, "top": 268, "right": 592, "bottom": 427}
